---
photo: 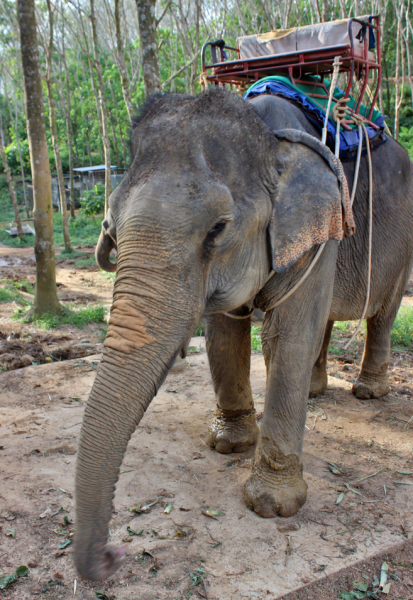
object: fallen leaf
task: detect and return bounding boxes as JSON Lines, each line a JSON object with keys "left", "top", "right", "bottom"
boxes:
{"left": 397, "top": 470, "right": 412, "bottom": 475}
{"left": 58, "top": 539, "right": 72, "bottom": 549}
{"left": 27, "top": 561, "right": 38, "bottom": 568}
{"left": 380, "top": 561, "right": 388, "bottom": 589}
{"left": 40, "top": 508, "right": 52, "bottom": 519}
{"left": 382, "top": 582, "right": 391, "bottom": 594}
{"left": 202, "top": 508, "right": 224, "bottom": 520}
{"left": 122, "top": 537, "right": 133, "bottom": 543}
{"left": 126, "top": 527, "right": 144, "bottom": 536}
{"left": 54, "top": 551, "right": 67, "bottom": 558}
{"left": 327, "top": 461, "right": 342, "bottom": 475}
{"left": 0, "top": 574, "right": 16, "bottom": 590}
{"left": 5, "top": 528, "right": 15, "bottom": 538}
{"left": 129, "top": 499, "right": 158, "bottom": 514}
{"left": 53, "top": 572, "right": 64, "bottom": 580}
{"left": 16, "top": 566, "right": 28, "bottom": 577}
{"left": 179, "top": 507, "right": 191, "bottom": 512}
{"left": 336, "top": 492, "right": 345, "bottom": 504}
{"left": 164, "top": 502, "right": 172, "bottom": 514}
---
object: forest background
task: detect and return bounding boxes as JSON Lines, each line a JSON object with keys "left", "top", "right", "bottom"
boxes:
{"left": 0, "top": 0, "right": 413, "bottom": 223}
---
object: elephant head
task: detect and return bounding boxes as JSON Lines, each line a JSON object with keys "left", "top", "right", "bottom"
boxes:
{"left": 75, "top": 89, "right": 353, "bottom": 580}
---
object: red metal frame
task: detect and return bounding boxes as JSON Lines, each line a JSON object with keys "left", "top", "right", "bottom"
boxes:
{"left": 201, "top": 16, "right": 382, "bottom": 127}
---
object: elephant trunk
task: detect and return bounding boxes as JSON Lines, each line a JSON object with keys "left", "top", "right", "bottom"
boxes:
{"left": 74, "top": 264, "right": 200, "bottom": 579}
{"left": 95, "top": 228, "right": 116, "bottom": 272}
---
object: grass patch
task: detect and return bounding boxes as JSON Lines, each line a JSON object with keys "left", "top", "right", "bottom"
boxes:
{"left": 13, "top": 303, "right": 106, "bottom": 329}
{"left": 0, "top": 278, "right": 34, "bottom": 304}
{"left": 391, "top": 306, "right": 413, "bottom": 349}
{"left": 75, "top": 256, "right": 97, "bottom": 267}
{"left": 0, "top": 228, "right": 33, "bottom": 247}
{"left": 329, "top": 307, "right": 413, "bottom": 356}
{"left": 99, "top": 270, "right": 116, "bottom": 281}
{"left": 57, "top": 249, "right": 86, "bottom": 260}
{"left": 54, "top": 213, "right": 102, "bottom": 247}
{"left": 251, "top": 325, "right": 262, "bottom": 352}
{"left": 194, "top": 321, "right": 205, "bottom": 336}
{"left": 0, "top": 213, "right": 102, "bottom": 249}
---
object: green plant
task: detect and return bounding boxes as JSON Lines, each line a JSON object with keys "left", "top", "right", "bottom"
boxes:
{"left": 391, "top": 306, "right": 413, "bottom": 349}
{"left": 13, "top": 303, "right": 106, "bottom": 329}
{"left": 75, "top": 256, "right": 97, "bottom": 267}
{"left": 194, "top": 321, "right": 204, "bottom": 336}
{"left": 399, "top": 126, "right": 413, "bottom": 160}
{"left": 251, "top": 325, "right": 262, "bottom": 352}
{"left": 80, "top": 184, "right": 105, "bottom": 216}
{"left": 99, "top": 270, "right": 116, "bottom": 281}
{"left": 0, "top": 278, "right": 34, "bottom": 304}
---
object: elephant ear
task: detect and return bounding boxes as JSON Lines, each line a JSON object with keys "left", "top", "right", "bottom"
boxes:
{"left": 269, "top": 129, "right": 355, "bottom": 273}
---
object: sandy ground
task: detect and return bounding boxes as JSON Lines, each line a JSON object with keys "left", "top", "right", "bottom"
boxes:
{"left": 1, "top": 244, "right": 413, "bottom": 600}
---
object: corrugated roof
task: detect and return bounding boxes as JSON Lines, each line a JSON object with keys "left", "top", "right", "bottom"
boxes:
{"left": 73, "top": 165, "right": 117, "bottom": 173}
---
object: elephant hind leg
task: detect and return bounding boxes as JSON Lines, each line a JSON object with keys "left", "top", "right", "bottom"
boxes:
{"left": 309, "top": 320, "right": 334, "bottom": 398}
{"left": 353, "top": 269, "right": 411, "bottom": 400}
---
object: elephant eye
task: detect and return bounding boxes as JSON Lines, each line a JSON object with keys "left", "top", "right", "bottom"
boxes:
{"left": 207, "top": 220, "right": 226, "bottom": 239}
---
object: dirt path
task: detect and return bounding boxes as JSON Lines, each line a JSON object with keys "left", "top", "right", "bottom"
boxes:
{"left": 1, "top": 245, "right": 413, "bottom": 599}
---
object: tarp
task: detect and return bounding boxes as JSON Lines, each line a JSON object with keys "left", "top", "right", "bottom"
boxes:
{"left": 237, "top": 16, "right": 375, "bottom": 59}
{"left": 243, "top": 75, "right": 386, "bottom": 159}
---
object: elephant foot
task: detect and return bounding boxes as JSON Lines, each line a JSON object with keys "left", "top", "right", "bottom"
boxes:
{"left": 353, "top": 374, "right": 390, "bottom": 400}
{"left": 244, "top": 436, "right": 307, "bottom": 518}
{"left": 309, "top": 365, "right": 327, "bottom": 398}
{"left": 206, "top": 408, "right": 259, "bottom": 454}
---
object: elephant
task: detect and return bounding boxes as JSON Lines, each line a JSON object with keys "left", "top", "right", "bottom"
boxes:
{"left": 75, "top": 89, "right": 413, "bottom": 580}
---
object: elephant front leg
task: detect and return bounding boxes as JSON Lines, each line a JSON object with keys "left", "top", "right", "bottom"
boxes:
{"left": 245, "top": 243, "right": 337, "bottom": 517}
{"left": 205, "top": 313, "right": 259, "bottom": 454}
{"left": 244, "top": 332, "right": 311, "bottom": 517}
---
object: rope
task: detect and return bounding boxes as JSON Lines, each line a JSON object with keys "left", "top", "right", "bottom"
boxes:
{"left": 331, "top": 100, "right": 373, "bottom": 349}
{"left": 199, "top": 72, "right": 209, "bottom": 92}
{"left": 261, "top": 57, "right": 343, "bottom": 313}
{"left": 223, "top": 307, "right": 255, "bottom": 320}
{"left": 343, "top": 120, "right": 373, "bottom": 349}
{"left": 321, "top": 56, "right": 342, "bottom": 145}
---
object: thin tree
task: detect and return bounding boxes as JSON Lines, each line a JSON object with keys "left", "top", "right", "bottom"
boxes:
{"left": 89, "top": 0, "right": 112, "bottom": 213}
{"left": 60, "top": 6, "right": 75, "bottom": 218}
{"left": 0, "top": 111, "right": 24, "bottom": 239}
{"left": 135, "top": 0, "right": 161, "bottom": 97}
{"left": 114, "top": 0, "right": 133, "bottom": 121}
{"left": 17, "top": 0, "right": 62, "bottom": 316}
{"left": 42, "top": 0, "right": 71, "bottom": 252}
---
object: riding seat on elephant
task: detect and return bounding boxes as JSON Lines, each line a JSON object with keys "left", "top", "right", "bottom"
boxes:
{"left": 75, "top": 88, "right": 413, "bottom": 580}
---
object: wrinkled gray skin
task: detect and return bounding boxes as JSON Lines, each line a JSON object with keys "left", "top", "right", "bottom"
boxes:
{"left": 77, "top": 89, "right": 413, "bottom": 580}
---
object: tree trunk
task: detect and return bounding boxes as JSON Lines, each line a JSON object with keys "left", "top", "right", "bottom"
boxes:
{"left": 17, "top": 0, "right": 62, "bottom": 316}
{"left": 135, "top": 0, "right": 161, "bottom": 97}
{"left": 0, "top": 115, "right": 24, "bottom": 239}
{"left": 61, "top": 9, "right": 75, "bottom": 218}
{"left": 89, "top": 0, "right": 112, "bottom": 213}
{"left": 114, "top": 0, "right": 133, "bottom": 121}
{"left": 44, "top": 0, "right": 71, "bottom": 253}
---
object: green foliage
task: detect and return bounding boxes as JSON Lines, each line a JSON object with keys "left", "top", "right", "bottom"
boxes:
{"left": 80, "top": 184, "right": 105, "bottom": 216}
{"left": 0, "top": 228, "right": 33, "bottom": 247}
{"left": 75, "top": 256, "right": 97, "bottom": 267}
{"left": 194, "top": 321, "right": 205, "bottom": 336}
{"left": 54, "top": 213, "right": 102, "bottom": 247}
{"left": 391, "top": 306, "right": 413, "bottom": 349}
{"left": 0, "top": 278, "right": 34, "bottom": 304}
{"left": 99, "top": 270, "right": 116, "bottom": 281}
{"left": 251, "top": 325, "right": 262, "bottom": 352}
{"left": 13, "top": 303, "right": 106, "bottom": 329}
{"left": 399, "top": 127, "right": 413, "bottom": 159}
{"left": 57, "top": 249, "right": 85, "bottom": 260}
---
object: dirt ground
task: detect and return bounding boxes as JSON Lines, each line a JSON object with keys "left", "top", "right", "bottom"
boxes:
{"left": 1, "top": 244, "right": 413, "bottom": 600}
